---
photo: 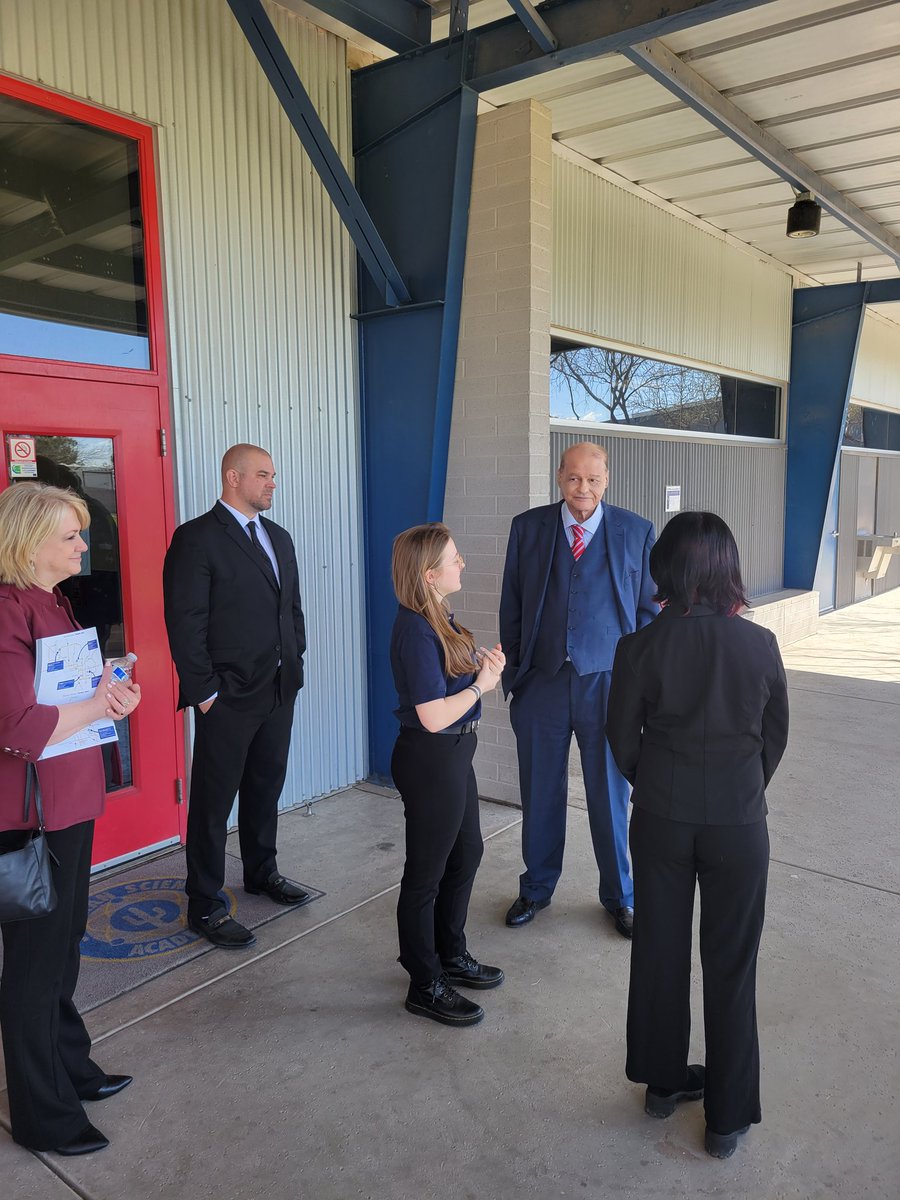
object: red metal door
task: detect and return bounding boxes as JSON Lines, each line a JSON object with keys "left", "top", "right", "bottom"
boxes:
{"left": 0, "top": 75, "right": 183, "bottom": 867}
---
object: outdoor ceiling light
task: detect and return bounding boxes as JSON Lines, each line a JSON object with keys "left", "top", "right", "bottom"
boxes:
{"left": 786, "top": 191, "right": 822, "bottom": 238}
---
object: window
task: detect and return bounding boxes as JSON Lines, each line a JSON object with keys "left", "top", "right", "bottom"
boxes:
{"left": 0, "top": 92, "right": 149, "bottom": 369}
{"left": 551, "top": 338, "right": 782, "bottom": 439}
{"left": 844, "top": 404, "right": 900, "bottom": 451}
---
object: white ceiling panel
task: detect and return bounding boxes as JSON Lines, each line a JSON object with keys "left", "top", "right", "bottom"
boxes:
{"left": 662, "top": 0, "right": 865, "bottom": 54}
{"left": 732, "top": 56, "right": 900, "bottom": 122}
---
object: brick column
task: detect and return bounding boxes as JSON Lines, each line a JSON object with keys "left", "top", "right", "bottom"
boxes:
{"left": 444, "top": 99, "right": 552, "bottom": 805}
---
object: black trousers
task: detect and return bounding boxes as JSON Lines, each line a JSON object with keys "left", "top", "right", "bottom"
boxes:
{"left": 391, "top": 727, "right": 484, "bottom": 987}
{"left": 0, "top": 820, "right": 106, "bottom": 1150}
{"left": 186, "top": 694, "right": 296, "bottom": 921}
{"left": 626, "top": 806, "right": 770, "bottom": 1135}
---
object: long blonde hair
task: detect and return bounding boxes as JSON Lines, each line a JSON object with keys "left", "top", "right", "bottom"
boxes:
{"left": 392, "top": 523, "right": 476, "bottom": 678}
{"left": 0, "top": 482, "right": 91, "bottom": 590}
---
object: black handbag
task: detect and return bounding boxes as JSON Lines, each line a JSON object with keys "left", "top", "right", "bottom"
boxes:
{"left": 0, "top": 762, "right": 58, "bottom": 922}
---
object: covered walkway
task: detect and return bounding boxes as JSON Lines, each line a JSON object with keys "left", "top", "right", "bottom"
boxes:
{"left": 2, "top": 593, "right": 898, "bottom": 1199}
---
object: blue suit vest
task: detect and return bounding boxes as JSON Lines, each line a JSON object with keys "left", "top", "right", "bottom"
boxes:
{"left": 531, "top": 517, "right": 624, "bottom": 677}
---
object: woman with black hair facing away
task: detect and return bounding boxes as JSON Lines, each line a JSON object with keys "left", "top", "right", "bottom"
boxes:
{"left": 391, "top": 523, "right": 506, "bottom": 1027}
{"left": 606, "top": 512, "right": 788, "bottom": 1159}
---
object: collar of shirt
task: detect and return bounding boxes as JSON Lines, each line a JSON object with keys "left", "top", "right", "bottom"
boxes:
{"left": 561, "top": 499, "right": 603, "bottom": 548}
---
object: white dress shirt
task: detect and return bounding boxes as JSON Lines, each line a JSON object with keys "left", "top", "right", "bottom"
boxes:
{"left": 561, "top": 499, "right": 604, "bottom": 549}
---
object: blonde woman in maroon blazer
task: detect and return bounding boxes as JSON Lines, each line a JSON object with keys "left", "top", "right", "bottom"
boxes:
{"left": 0, "top": 482, "right": 139, "bottom": 1157}
{"left": 607, "top": 512, "right": 789, "bottom": 1161}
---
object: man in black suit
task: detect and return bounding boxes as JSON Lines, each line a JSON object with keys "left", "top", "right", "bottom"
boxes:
{"left": 163, "top": 444, "right": 308, "bottom": 948}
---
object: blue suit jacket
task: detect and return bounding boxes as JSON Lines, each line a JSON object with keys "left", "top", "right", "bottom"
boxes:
{"left": 499, "top": 501, "right": 657, "bottom": 697}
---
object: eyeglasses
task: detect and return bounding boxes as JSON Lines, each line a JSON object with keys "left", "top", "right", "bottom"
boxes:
{"left": 439, "top": 553, "right": 464, "bottom": 568}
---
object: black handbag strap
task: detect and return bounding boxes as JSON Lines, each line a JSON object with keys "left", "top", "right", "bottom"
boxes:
{"left": 23, "top": 762, "right": 47, "bottom": 832}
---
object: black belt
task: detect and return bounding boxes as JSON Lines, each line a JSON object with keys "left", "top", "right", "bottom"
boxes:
{"left": 402, "top": 720, "right": 479, "bottom": 736}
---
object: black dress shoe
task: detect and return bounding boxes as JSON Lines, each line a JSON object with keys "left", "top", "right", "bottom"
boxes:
{"left": 645, "top": 1064, "right": 705, "bottom": 1118}
{"left": 245, "top": 872, "right": 310, "bottom": 905}
{"left": 405, "top": 976, "right": 484, "bottom": 1026}
{"left": 54, "top": 1123, "right": 109, "bottom": 1156}
{"left": 609, "top": 905, "right": 634, "bottom": 939}
{"left": 441, "top": 950, "right": 504, "bottom": 990}
{"left": 80, "top": 1074, "right": 133, "bottom": 1102}
{"left": 705, "top": 1124, "right": 750, "bottom": 1159}
{"left": 505, "top": 895, "right": 551, "bottom": 927}
{"left": 188, "top": 913, "right": 256, "bottom": 948}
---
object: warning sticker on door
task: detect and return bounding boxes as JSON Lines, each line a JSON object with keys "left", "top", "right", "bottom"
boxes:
{"left": 7, "top": 434, "right": 38, "bottom": 479}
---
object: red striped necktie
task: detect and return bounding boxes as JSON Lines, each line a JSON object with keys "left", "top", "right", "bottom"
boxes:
{"left": 571, "top": 524, "right": 585, "bottom": 561}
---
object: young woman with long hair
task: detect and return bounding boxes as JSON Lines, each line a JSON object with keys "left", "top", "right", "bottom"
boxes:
{"left": 390, "top": 523, "right": 505, "bottom": 1027}
{"left": 607, "top": 512, "right": 789, "bottom": 1159}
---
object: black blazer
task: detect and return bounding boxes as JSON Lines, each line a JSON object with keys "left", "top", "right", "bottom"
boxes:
{"left": 163, "top": 503, "right": 306, "bottom": 715}
{"left": 606, "top": 605, "right": 788, "bottom": 825}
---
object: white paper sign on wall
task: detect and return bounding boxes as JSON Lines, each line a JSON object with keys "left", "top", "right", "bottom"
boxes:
{"left": 665, "top": 485, "right": 682, "bottom": 513}
{"left": 7, "top": 435, "right": 38, "bottom": 479}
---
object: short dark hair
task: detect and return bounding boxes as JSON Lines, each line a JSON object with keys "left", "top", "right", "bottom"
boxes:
{"left": 650, "top": 511, "right": 748, "bottom": 616}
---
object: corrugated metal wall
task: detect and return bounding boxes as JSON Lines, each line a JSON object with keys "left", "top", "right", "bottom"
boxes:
{"left": 552, "top": 151, "right": 793, "bottom": 383}
{"left": 0, "top": 0, "right": 367, "bottom": 804}
{"left": 550, "top": 426, "right": 786, "bottom": 598}
{"left": 836, "top": 450, "right": 900, "bottom": 608}
{"left": 853, "top": 313, "right": 900, "bottom": 412}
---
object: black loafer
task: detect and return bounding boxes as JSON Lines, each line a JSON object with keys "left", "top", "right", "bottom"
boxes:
{"left": 245, "top": 872, "right": 310, "bottom": 905}
{"left": 54, "top": 1123, "right": 109, "bottom": 1156}
{"left": 505, "top": 896, "right": 551, "bottom": 927}
{"left": 188, "top": 913, "right": 256, "bottom": 948}
{"left": 705, "top": 1124, "right": 750, "bottom": 1159}
{"left": 405, "top": 976, "right": 484, "bottom": 1026}
{"left": 610, "top": 905, "right": 634, "bottom": 939}
{"left": 80, "top": 1074, "right": 133, "bottom": 1102}
{"left": 441, "top": 950, "right": 504, "bottom": 990}
{"left": 645, "top": 1064, "right": 706, "bottom": 1117}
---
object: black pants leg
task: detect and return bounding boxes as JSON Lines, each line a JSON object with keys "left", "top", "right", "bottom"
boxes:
{"left": 392, "top": 729, "right": 483, "bottom": 987}
{"left": 0, "top": 821, "right": 105, "bottom": 1150}
{"left": 698, "top": 819, "right": 769, "bottom": 1134}
{"left": 186, "top": 696, "right": 294, "bottom": 920}
{"left": 626, "top": 807, "right": 697, "bottom": 1089}
{"left": 625, "top": 808, "right": 769, "bottom": 1134}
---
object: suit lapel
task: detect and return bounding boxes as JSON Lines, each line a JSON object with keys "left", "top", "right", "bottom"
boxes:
{"left": 216, "top": 504, "right": 280, "bottom": 594}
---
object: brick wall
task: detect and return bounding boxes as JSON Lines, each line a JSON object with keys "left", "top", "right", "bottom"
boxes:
{"left": 443, "top": 99, "right": 553, "bottom": 805}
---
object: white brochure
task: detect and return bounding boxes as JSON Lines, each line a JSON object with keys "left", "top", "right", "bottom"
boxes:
{"left": 34, "top": 626, "right": 118, "bottom": 759}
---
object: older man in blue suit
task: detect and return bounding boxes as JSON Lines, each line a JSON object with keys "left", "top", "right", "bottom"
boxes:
{"left": 500, "top": 442, "right": 656, "bottom": 938}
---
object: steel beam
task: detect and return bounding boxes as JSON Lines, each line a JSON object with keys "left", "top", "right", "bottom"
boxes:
{"left": 0, "top": 182, "right": 139, "bottom": 273}
{"left": 298, "top": 0, "right": 432, "bottom": 53}
{"left": 226, "top": 0, "right": 410, "bottom": 305}
{"left": 507, "top": 0, "right": 558, "bottom": 54}
{"left": 353, "top": 44, "right": 478, "bottom": 778}
{"left": 623, "top": 38, "right": 900, "bottom": 267}
{"left": 463, "top": 0, "right": 775, "bottom": 92}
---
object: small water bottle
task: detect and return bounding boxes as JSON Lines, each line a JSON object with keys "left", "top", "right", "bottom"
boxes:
{"left": 106, "top": 652, "right": 137, "bottom": 683}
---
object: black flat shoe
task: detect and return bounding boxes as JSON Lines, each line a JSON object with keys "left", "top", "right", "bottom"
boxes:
{"left": 645, "top": 1064, "right": 706, "bottom": 1117}
{"left": 188, "top": 913, "right": 256, "bottom": 948}
{"left": 54, "top": 1123, "right": 109, "bottom": 1156}
{"left": 441, "top": 950, "right": 504, "bottom": 990}
{"left": 705, "top": 1124, "right": 750, "bottom": 1159}
{"left": 80, "top": 1074, "right": 133, "bottom": 1102}
{"left": 405, "top": 976, "right": 484, "bottom": 1026}
{"left": 245, "top": 872, "right": 310, "bottom": 905}
{"left": 505, "top": 896, "right": 551, "bottom": 927}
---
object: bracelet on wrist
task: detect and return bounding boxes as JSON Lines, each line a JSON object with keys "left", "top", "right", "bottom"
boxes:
{"left": 469, "top": 683, "right": 482, "bottom": 701}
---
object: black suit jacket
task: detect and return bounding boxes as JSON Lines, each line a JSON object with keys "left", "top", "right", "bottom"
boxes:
{"left": 163, "top": 503, "right": 306, "bottom": 715}
{"left": 606, "top": 605, "right": 788, "bottom": 825}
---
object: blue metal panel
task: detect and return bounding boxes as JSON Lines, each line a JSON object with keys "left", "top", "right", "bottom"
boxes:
{"left": 507, "top": 0, "right": 558, "bottom": 54}
{"left": 784, "top": 285, "right": 867, "bottom": 592}
{"left": 354, "top": 46, "right": 478, "bottom": 779}
{"left": 226, "top": 0, "right": 410, "bottom": 305}
{"left": 301, "top": 0, "right": 432, "bottom": 53}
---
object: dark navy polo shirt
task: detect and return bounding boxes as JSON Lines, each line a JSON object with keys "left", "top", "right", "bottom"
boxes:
{"left": 390, "top": 605, "right": 480, "bottom": 731}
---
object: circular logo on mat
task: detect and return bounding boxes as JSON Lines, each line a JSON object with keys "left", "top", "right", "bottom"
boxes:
{"left": 82, "top": 878, "right": 237, "bottom": 961}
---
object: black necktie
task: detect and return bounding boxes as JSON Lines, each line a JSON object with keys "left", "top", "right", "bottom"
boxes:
{"left": 248, "top": 520, "right": 278, "bottom": 588}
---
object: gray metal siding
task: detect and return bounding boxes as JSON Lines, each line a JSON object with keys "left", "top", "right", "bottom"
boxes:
{"left": 874, "top": 456, "right": 900, "bottom": 596}
{"left": 550, "top": 426, "right": 786, "bottom": 598}
{"left": 0, "top": 0, "right": 367, "bottom": 805}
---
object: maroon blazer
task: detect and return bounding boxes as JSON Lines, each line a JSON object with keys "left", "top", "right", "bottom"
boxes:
{"left": 0, "top": 584, "right": 105, "bottom": 831}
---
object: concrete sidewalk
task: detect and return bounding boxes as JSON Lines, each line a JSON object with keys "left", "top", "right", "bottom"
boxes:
{"left": 2, "top": 593, "right": 899, "bottom": 1200}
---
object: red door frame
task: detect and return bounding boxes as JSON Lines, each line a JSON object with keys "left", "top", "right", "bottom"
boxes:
{"left": 0, "top": 73, "right": 187, "bottom": 856}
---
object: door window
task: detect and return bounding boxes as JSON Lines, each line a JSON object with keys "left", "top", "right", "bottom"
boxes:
{"left": 0, "top": 93, "right": 149, "bottom": 369}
